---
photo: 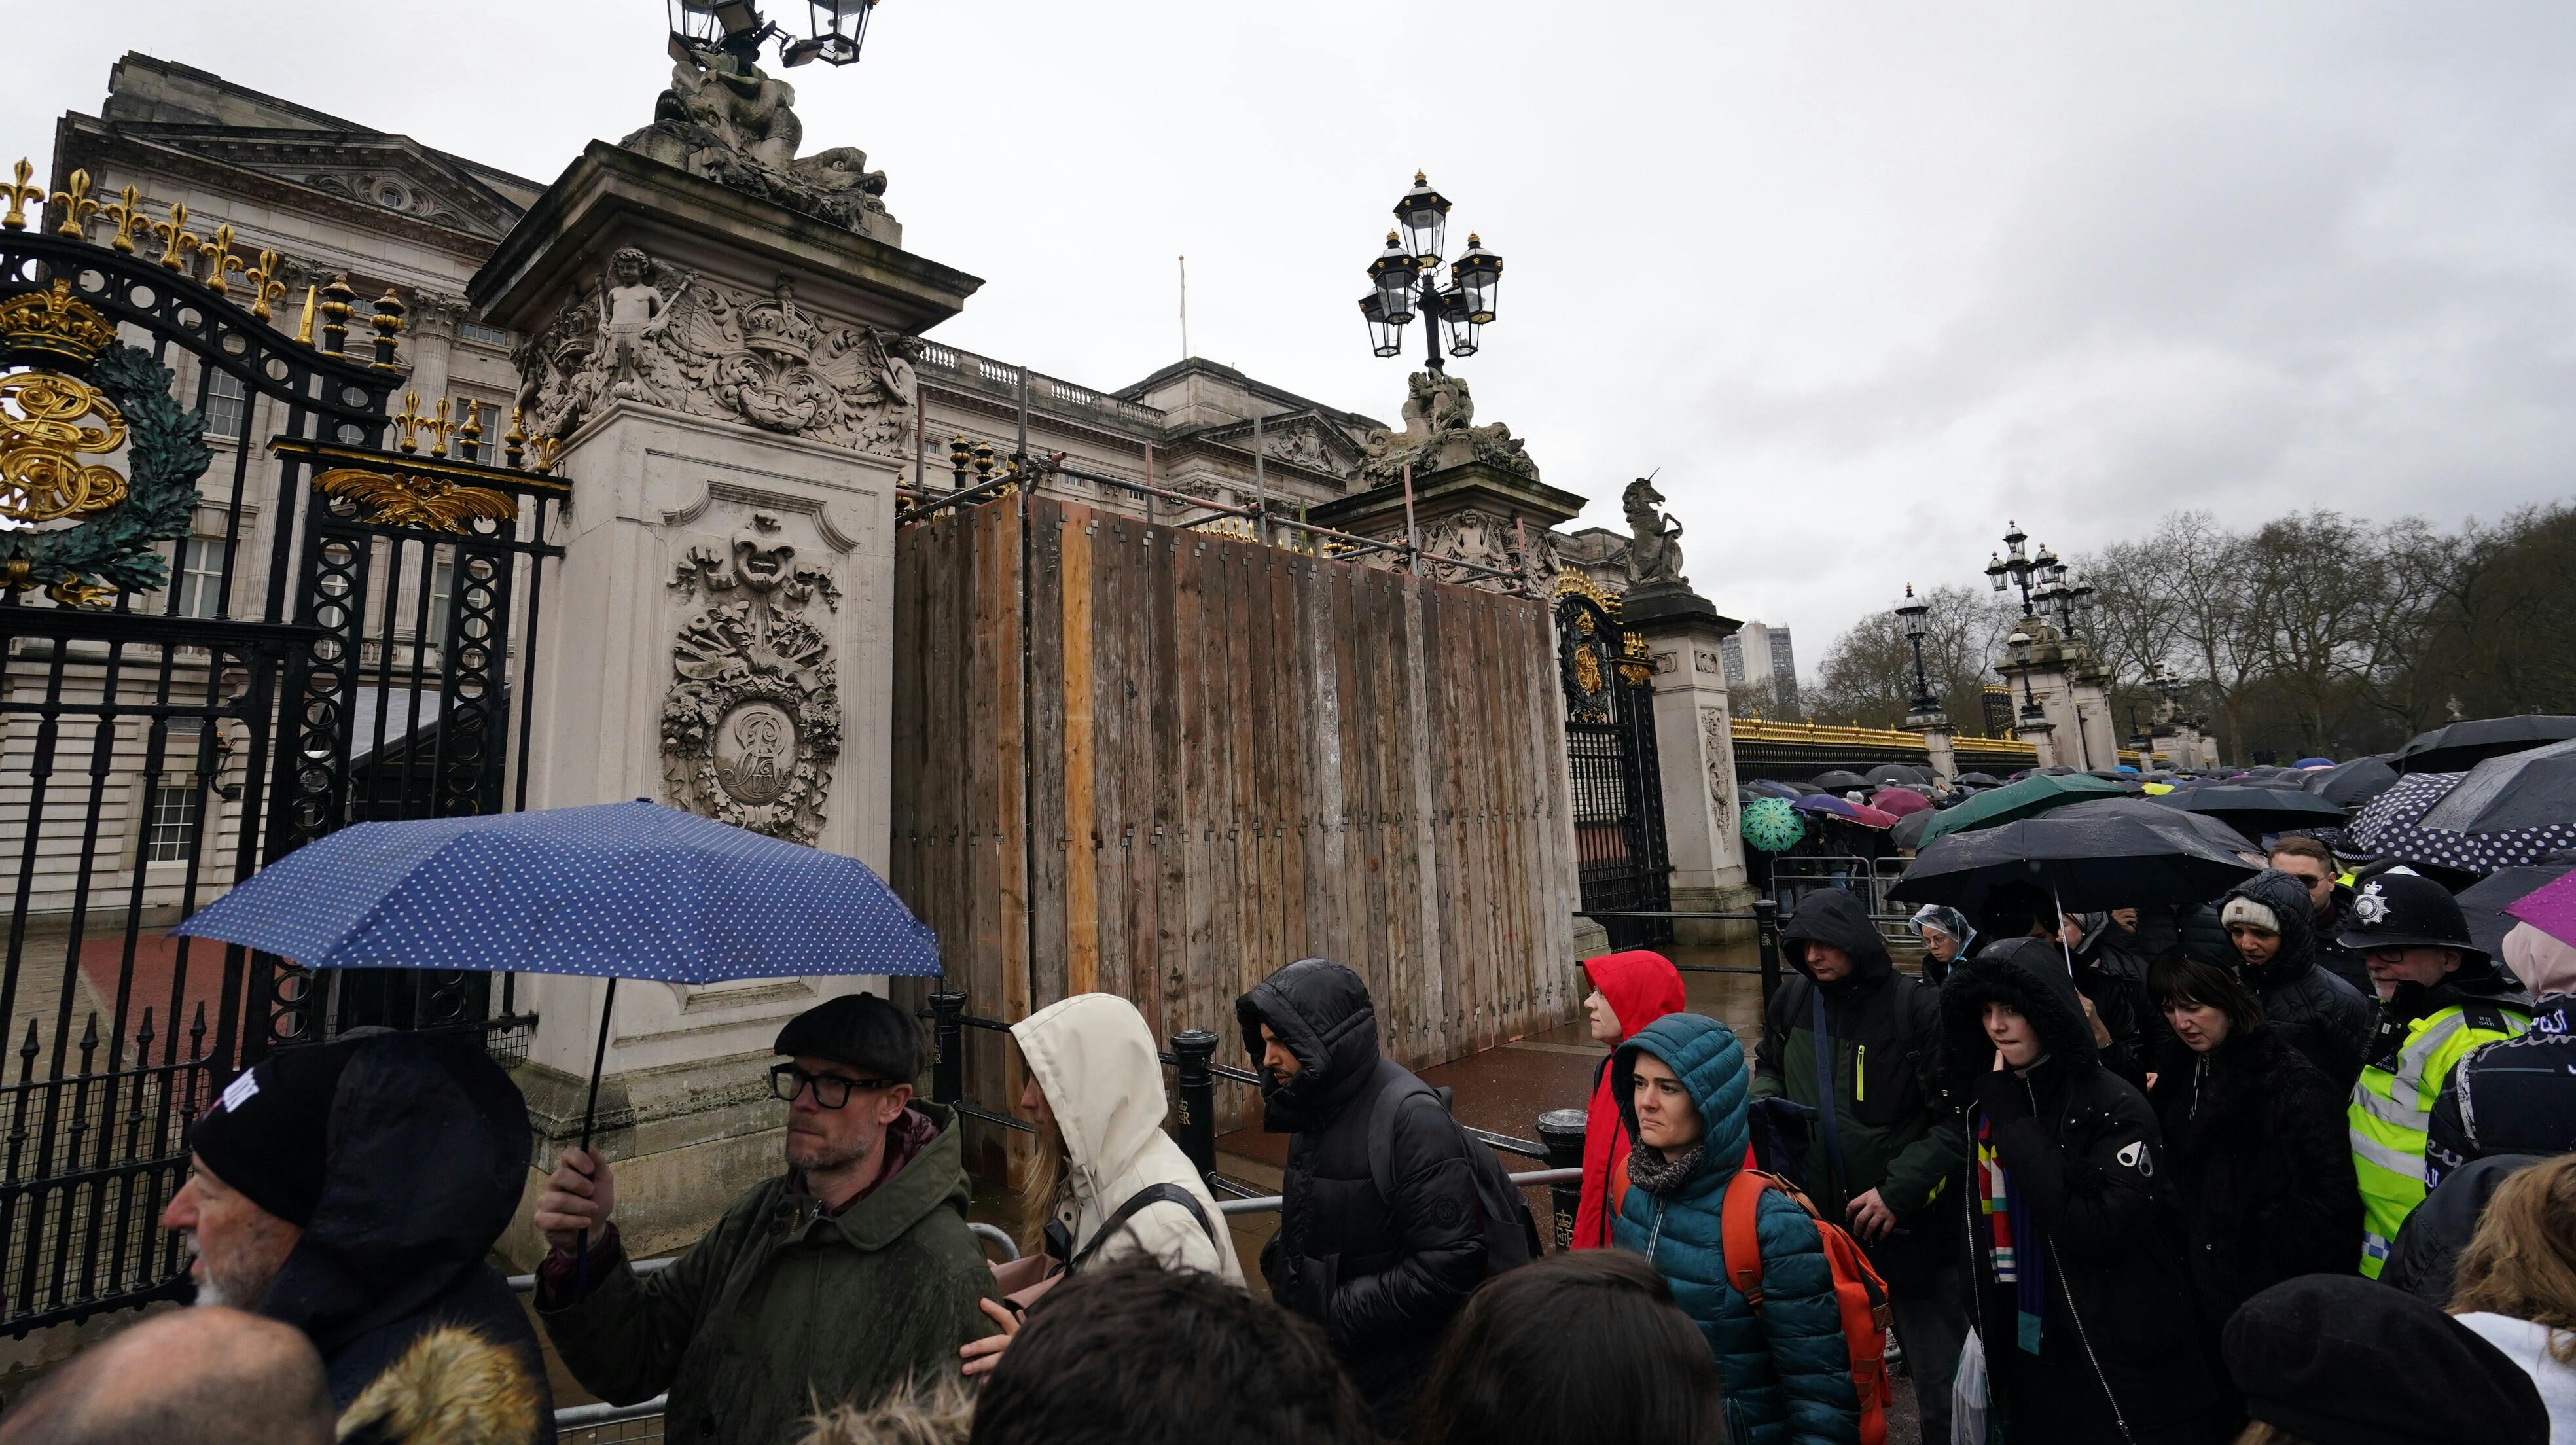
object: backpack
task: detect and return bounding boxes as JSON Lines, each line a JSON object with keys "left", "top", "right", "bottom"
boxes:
{"left": 1367, "top": 1076, "right": 1541, "bottom": 1278}
{"left": 1720, "top": 1168, "right": 1893, "bottom": 1445}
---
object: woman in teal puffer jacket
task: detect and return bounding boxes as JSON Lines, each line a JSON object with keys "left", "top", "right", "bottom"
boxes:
{"left": 1613, "top": 1012, "right": 1862, "bottom": 1445}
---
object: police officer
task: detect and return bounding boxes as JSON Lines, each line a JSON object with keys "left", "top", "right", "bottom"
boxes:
{"left": 2339, "top": 869, "right": 2533, "bottom": 1279}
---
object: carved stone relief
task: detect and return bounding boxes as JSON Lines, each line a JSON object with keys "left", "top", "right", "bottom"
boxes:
{"left": 513, "top": 247, "right": 919, "bottom": 457}
{"left": 1702, "top": 709, "right": 1735, "bottom": 832}
{"left": 660, "top": 514, "right": 843, "bottom": 844}
{"left": 1414, "top": 507, "right": 1563, "bottom": 595}
{"left": 1696, "top": 649, "right": 1723, "bottom": 675}
{"left": 1359, "top": 370, "right": 1537, "bottom": 484}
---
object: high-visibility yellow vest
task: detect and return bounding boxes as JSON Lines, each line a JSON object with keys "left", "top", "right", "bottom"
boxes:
{"left": 2350, "top": 1001, "right": 2529, "bottom": 1277}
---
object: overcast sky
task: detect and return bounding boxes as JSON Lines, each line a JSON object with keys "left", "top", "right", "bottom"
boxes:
{"left": 14, "top": 4, "right": 2576, "bottom": 671}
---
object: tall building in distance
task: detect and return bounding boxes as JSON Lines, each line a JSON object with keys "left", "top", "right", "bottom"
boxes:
{"left": 1720, "top": 620, "right": 1799, "bottom": 720}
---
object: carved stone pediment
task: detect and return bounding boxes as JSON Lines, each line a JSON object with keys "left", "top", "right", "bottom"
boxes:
{"left": 1203, "top": 411, "right": 1366, "bottom": 480}
{"left": 512, "top": 246, "right": 920, "bottom": 457}
{"left": 660, "top": 514, "right": 842, "bottom": 844}
{"left": 127, "top": 129, "right": 526, "bottom": 239}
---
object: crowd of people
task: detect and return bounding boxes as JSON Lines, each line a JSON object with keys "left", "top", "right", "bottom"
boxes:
{"left": 2, "top": 832, "right": 2573, "bottom": 1444}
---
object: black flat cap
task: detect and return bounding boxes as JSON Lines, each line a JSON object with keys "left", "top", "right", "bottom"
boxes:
{"left": 2225, "top": 1274, "right": 2547, "bottom": 1445}
{"left": 774, "top": 993, "right": 921, "bottom": 1082}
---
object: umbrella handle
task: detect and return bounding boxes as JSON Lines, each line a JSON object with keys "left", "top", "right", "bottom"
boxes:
{"left": 574, "top": 975, "right": 618, "bottom": 1298}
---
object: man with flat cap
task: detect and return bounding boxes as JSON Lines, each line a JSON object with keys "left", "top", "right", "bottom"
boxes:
{"left": 533, "top": 992, "right": 999, "bottom": 1445}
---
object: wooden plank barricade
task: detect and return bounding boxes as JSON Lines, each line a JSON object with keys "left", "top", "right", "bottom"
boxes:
{"left": 889, "top": 492, "right": 1583, "bottom": 1170}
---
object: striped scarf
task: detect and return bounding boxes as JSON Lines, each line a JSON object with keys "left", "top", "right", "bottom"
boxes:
{"left": 1976, "top": 1112, "right": 2045, "bottom": 1354}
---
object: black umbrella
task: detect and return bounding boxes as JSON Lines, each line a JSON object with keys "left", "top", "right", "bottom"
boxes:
{"left": 1812, "top": 770, "right": 1872, "bottom": 792}
{"left": 2417, "top": 739, "right": 2576, "bottom": 835}
{"left": 2302, "top": 757, "right": 2401, "bottom": 807}
{"left": 1891, "top": 807, "right": 1940, "bottom": 851}
{"left": 2052, "top": 796, "right": 2270, "bottom": 863}
{"left": 1889, "top": 810, "right": 2262, "bottom": 914}
{"left": 1747, "top": 779, "right": 1805, "bottom": 800}
{"left": 1956, "top": 772, "right": 2003, "bottom": 787}
{"left": 2394, "top": 715, "right": 2576, "bottom": 774}
{"left": 2151, "top": 785, "right": 2346, "bottom": 840}
{"left": 2454, "top": 860, "right": 2576, "bottom": 959}
{"left": 1864, "top": 764, "right": 1928, "bottom": 787}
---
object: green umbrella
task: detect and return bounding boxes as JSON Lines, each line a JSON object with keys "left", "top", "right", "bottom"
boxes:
{"left": 1916, "top": 770, "right": 2130, "bottom": 845}
{"left": 1740, "top": 796, "right": 1806, "bottom": 853}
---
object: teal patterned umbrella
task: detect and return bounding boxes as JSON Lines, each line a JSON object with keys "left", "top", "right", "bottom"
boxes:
{"left": 1740, "top": 796, "right": 1806, "bottom": 853}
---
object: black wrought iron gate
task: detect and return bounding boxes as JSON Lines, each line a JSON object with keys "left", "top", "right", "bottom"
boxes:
{"left": 0, "top": 187, "right": 560, "bottom": 1332}
{"left": 1554, "top": 588, "right": 1671, "bottom": 948}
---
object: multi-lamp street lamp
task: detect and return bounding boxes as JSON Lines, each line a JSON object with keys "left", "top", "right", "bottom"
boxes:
{"left": 1357, "top": 173, "right": 1504, "bottom": 370}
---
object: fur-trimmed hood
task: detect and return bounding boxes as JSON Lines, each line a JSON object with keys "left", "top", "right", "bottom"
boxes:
{"left": 336, "top": 1325, "right": 541, "bottom": 1445}
{"left": 1940, "top": 937, "right": 2097, "bottom": 1086}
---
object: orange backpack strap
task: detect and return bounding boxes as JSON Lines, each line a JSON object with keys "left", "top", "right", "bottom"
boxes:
{"left": 1721, "top": 1169, "right": 1781, "bottom": 1310}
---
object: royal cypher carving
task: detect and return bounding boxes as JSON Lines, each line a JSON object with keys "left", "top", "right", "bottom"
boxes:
{"left": 513, "top": 247, "right": 920, "bottom": 457}
{"left": 660, "top": 516, "right": 845, "bottom": 845}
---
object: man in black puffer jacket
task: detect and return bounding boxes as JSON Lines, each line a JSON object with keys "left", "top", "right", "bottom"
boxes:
{"left": 1942, "top": 938, "right": 2226, "bottom": 1444}
{"left": 1237, "top": 959, "right": 1488, "bottom": 1433}
{"left": 2217, "top": 870, "right": 2376, "bottom": 1090}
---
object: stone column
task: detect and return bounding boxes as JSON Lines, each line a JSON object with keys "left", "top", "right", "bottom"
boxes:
{"left": 2071, "top": 669, "right": 2120, "bottom": 770}
{"left": 1622, "top": 584, "right": 1754, "bottom": 946}
{"left": 1908, "top": 708, "right": 1958, "bottom": 785}
{"left": 470, "top": 143, "right": 981, "bottom": 1261}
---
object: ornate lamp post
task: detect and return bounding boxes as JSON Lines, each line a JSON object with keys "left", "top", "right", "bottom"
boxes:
{"left": 1896, "top": 585, "right": 1956, "bottom": 783}
{"left": 1357, "top": 173, "right": 1503, "bottom": 373}
{"left": 1982, "top": 520, "right": 2056, "bottom": 620}
{"left": 666, "top": 0, "right": 878, "bottom": 67}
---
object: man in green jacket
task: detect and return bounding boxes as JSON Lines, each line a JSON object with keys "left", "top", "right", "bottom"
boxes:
{"left": 1753, "top": 888, "right": 1967, "bottom": 1440}
{"left": 533, "top": 993, "right": 999, "bottom": 1445}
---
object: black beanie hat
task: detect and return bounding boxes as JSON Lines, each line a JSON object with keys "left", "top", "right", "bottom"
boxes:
{"left": 2225, "top": 1274, "right": 2549, "bottom": 1445}
{"left": 187, "top": 1037, "right": 363, "bottom": 1228}
{"left": 774, "top": 993, "right": 921, "bottom": 1082}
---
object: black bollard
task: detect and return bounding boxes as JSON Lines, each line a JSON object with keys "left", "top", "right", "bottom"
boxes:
{"left": 1755, "top": 898, "right": 1783, "bottom": 1012}
{"left": 1170, "top": 1029, "right": 1219, "bottom": 1185}
{"left": 1535, "top": 1107, "right": 1590, "bottom": 1253}
{"left": 929, "top": 991, "right": 967, "bottom": 1108}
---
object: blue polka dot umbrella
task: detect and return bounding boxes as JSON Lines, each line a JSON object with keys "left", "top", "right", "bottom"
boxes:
{"left": 172, "top": 800, "right": 942, "bottom": 1154}
{"left": 1741, "top": 796, "right": 1806, "bottom": 853}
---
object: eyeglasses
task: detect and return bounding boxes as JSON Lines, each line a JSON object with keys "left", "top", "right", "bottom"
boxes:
{"left": 768, "top": 1064, "right": 900, "bottom": 1109}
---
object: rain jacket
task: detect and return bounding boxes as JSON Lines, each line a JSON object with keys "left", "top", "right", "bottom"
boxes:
{"left": 1753, "top": 889, "right": 1963, "bottom": 1291}
{"left": 1573, "top": 950, "right": 1688, "bottom": 1250}
{"left": 2220, "top": 870, "right": 2377, "bottom": 1090}
{"left": 1237, "top": 958, "right": 1487, "bottom": 1430}
{"left": 2350, "top": 955, "right": 2531, "bottom": 1279}
{"left": 2145, "top": 1024, "right": 2361, "bottom": 1342}
{"left": 253, "top": 1032, "right": 554, "bottom": 1439}
{"left": 1941, "top": 939, "right": 2225, "bottom": 1444}
{"left": 2426, "top": 924, "right": 2576, "bottom": 1192}
{"left": 1613, "top": 1012, "right": 1862, "bottom": 1445}
{"left": 1011, "top": 993, "right": 1242, "bottom": 1282}
{"left": 536, "top": 1101, "right": 1000, "bottom": 1445}
{"left": 2382, "top": 1154, "right": 2547, "bottom": 1307}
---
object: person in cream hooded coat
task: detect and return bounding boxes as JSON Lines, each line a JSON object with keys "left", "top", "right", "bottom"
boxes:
{"left": 1011, "top": 993, "right": 1244, "bottom": 1283}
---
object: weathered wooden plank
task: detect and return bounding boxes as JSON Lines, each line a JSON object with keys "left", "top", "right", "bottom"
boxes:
{"left": 1029, "top": 499, "right": 1069, "bottom": 1014}
{"left": 1421, "top": 580, "right": 1465, "bottom": 1061}
{"left": 1465, "top": 589, "right": 1507, "bottom": 1052}
{"left": 1060, "top": 503, "right": 1100, "bottom": 999}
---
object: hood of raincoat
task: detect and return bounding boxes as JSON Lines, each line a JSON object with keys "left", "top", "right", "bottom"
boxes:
{"left": 1939, "top": 936, "right": 2099, "bottom": 1086}
{"left": 1910, "top": 904, "right": 1977, "bottom": 955}
{"left": 1237, "top": 957, "right": 1381, "bottom": 1133}
{"left": 257, "top": 1031, "right": 532, "bottom": 1359}
{"left": 1779, "top": 889, "right": 1893, "bottom": 987}
{"left": 1013, "top": 993, "right": 1174, "bottom": 1206}
{"left": 1612, "top": 1013, "right": 1750, "bottom": 1203}
{"left": 2222, "top": 869, "right": 2323, "bottom": 992}
{"left": 1581, "top": 950, "right": 1687, "bottom": 1044}
{"left": 2501, "top": 921, "right": 2576, "bottom": 998}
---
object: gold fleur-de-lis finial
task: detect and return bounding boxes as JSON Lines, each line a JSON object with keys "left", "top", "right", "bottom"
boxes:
{"left": 2, "top": 160, "right": 44, "bottom": 231}
{"left": 393, "top": 392, "right": 426, "bottom": 453}
{"left": 48, "top": 169, "right": 98, "bottom": 240}
{"left": 196, "top": 225, "right": 245, "bottom": 296}
{"left": 99, "top": 185, "right": 150, "bottom": 253}
{"left": 152, "top": 201, "right": 199, "bottom": 272}
{"left": 244, "top": 248, "right": 287, "bottom": 321}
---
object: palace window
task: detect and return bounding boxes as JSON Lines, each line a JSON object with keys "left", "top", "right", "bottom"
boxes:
{"left": 143, "top": 719, "right": 206, "bottom": 865}
{"left": 204, "top": 368, "right": 249, "bottom": 439}
{"left": 458, "top": 320, "right": 512, "bottom": 348}
{"left": 425, "top": 556, "right": 454, "bottom": 647}
{"left": 173, "top": 537, "right": 228, "bottom": 619}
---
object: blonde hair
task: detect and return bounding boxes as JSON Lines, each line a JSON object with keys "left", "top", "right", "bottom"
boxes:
{"left": 2233, "top": 1425, "right": 2324, "bottom": 1445}
{"left": 796, "top": 1377, "right": 972, "bottom": 1445}
{"left": 1012, "top": 1044, "right": 1069, "bottom": 1257}
{"left": 2451, "top": 1154, "right": 2576, "bottom": 1363}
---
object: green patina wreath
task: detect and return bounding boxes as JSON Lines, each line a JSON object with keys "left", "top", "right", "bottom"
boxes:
{"left": 2, "top": 343, "right": 210, "bottom": 606}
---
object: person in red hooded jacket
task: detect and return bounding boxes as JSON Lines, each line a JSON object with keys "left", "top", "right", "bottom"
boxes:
{"left": 1570, "top": 950, "right": 1688, "bottom": 1250}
